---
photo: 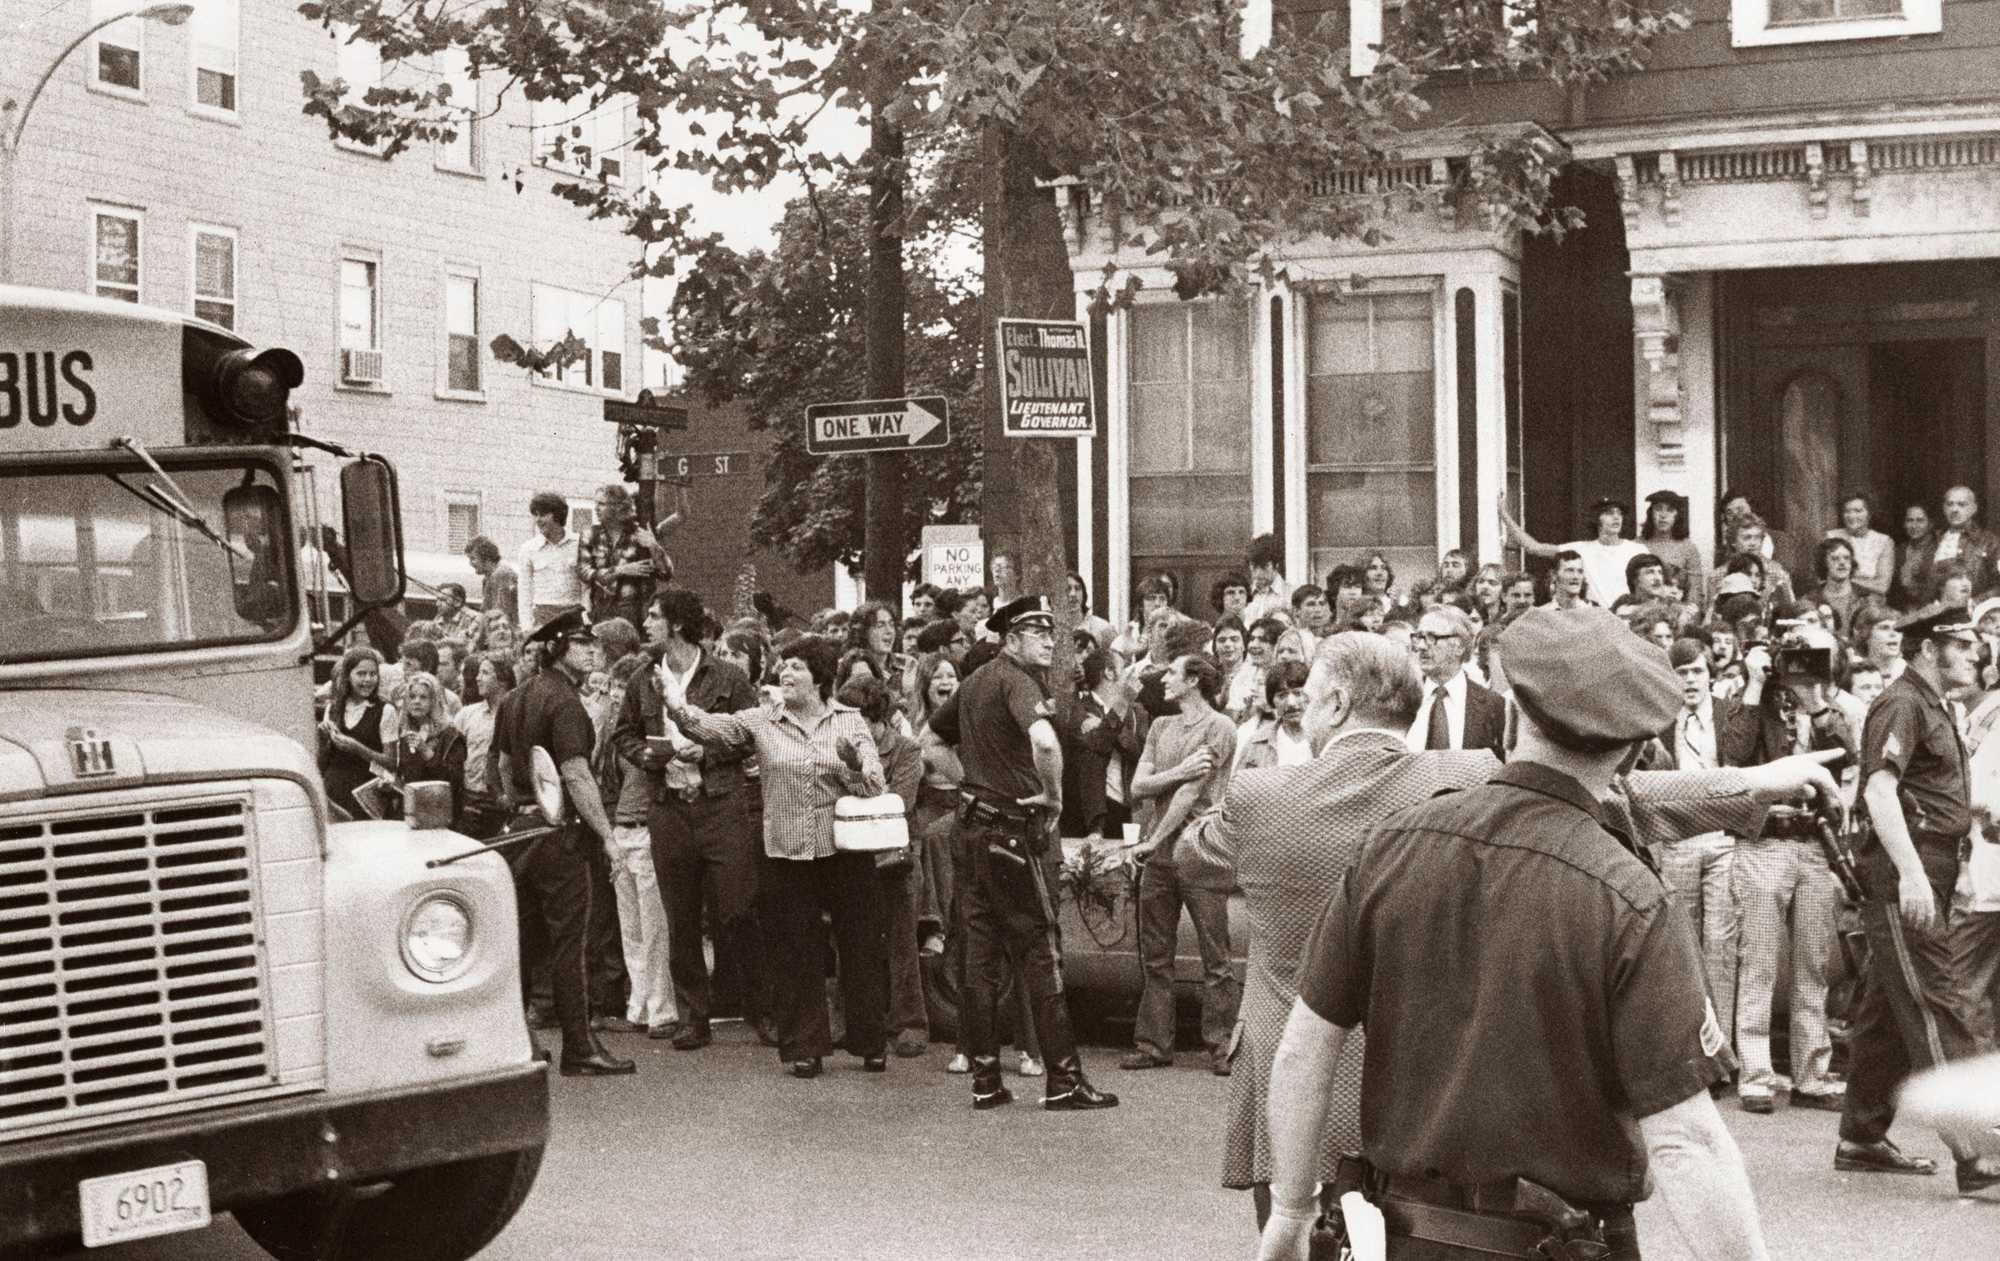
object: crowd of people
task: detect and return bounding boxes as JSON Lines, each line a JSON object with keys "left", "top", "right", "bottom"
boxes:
{"left": 313, "top": 475, "right": 2000, "bottom": 1239}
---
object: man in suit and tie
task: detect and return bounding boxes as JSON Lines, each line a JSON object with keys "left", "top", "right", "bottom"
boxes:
{"left": 1406, "top": 606, "right": 1505, "bottom": 759}
{"left": 1658, "top": 637, "right": 1744, "bottom": 1070}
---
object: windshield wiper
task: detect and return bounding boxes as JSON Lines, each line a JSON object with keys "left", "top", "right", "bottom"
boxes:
{"left": 108, "top": 436, "right": 251, "bottom": 563}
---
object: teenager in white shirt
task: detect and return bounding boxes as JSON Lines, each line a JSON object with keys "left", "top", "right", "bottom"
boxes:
{"left": 1499, "top": 491, "right": 1648, "bottom": 606}
{"left": 519, "top": 489, "right": 582, "bottom": 627}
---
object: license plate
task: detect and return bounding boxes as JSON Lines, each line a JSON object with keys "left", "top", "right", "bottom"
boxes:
{"left": 78, "top": 1159, "right": 210, "bottom": 1248}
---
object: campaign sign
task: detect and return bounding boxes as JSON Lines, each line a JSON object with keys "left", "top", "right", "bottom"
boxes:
{"left": 998, "top": 319, "right": 1094, "bottom": 438}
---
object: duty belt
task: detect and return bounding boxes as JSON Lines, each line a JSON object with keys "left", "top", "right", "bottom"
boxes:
{"left": 959, "top": 793, "right": 1035, "bottom": 826}
{"left": 1328, "top": 1157, "right": 1623, "bottom": 1261}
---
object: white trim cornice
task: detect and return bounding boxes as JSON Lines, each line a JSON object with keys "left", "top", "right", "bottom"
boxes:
{"left": 1565, "top": 99, "right": 2000, "bottom": 161}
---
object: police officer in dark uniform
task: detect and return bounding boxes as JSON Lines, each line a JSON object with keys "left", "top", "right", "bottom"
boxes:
{"left": 929, "top": 595, "right": 1117, "bottom": 1112}
{"left": 495, "top": 606, "right": 636, "bottom": 1077}
{"left": 1259, "top": 605, "right": 1763, "bottom": 1261}
{"left": 1836, "top": 602, "right": 2000, "bottom": 1193}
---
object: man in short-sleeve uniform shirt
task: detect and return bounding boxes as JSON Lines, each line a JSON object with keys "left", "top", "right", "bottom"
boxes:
{"left": 1837, "top": 603, "right": 2000, "bottom": 1194}
{"left": 495, "top": 606, "right": 635, "bottom": 1077}
{"left": 931, "top": 595, "right": 1117, "bottom": 1113}
{"left": 1259, "top": 606, "right": 1768, "bottom": 1261}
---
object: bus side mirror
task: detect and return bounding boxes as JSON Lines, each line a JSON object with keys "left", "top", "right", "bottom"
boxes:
{"left": 340, "top": 457, "right": 406, "bottom": 609}
{"left": 222, "top": 481, "right": 286, "bottom": 623}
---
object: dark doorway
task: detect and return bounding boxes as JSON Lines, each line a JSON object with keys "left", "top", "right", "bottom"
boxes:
{"left": 1869, "top": 339, "right": 1987, "bottom": 518}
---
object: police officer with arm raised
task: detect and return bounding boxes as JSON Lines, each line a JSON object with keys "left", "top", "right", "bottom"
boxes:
{"left": 494, "top": 606, "right": 636, "bottom": 1077}
{"left": 1834, "top": 602, "right": 2000, "bottom": 1194}
{"left": 929, "top": 595, "right": 1117, "bottom": 1112}
{"left": 1259, "top": 605, "right": 1769, "bottom": 1261}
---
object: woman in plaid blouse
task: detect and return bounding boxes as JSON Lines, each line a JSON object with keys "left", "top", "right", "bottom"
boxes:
{"left": 662, "top": 634, "right": 889, "bottom": 1079}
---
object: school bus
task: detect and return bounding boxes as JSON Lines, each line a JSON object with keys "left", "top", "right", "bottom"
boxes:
{"left": 0, "top": 287, "right": 545, "bottom": 1258}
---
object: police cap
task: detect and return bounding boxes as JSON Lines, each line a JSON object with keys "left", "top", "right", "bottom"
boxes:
{"left": 1498, "top": 604, "right": 1681, "bottom": 753}
{"left": 987, "top": 594, "right": 1056, "bottom": 638}
{"left": 524, "top": 605, "right": 592, "bottom": 646}
{"left": 1895, "top": 601, "right": 1977, "bottom": 645}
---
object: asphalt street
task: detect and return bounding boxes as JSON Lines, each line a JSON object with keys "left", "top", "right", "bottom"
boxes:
{"left": 60, "top": 1025, "right": 2000, "bottom": 1260}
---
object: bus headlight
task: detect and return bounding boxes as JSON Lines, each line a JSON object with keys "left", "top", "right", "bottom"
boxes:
{"left": 401, "top": 893, "right": 474, "bottom": 983}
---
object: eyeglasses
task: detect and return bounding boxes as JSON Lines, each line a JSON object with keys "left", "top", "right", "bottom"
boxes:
{"left": 1410, "top": 632, "right": 1461, "bottom": 647}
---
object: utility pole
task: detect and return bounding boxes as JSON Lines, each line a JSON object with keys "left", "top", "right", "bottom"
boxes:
{"left": 860, "top": 9, "right": 907, "bottom": 610}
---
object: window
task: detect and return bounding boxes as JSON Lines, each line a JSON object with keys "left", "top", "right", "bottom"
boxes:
{"left": 433, "top": 48, "right": 481, "bottom": 172}
{"left": 530, "top": 96, "right": 633, "bottom": 185}
{"left": 1731, "top": 0, "right": 1938, "bottom": 44}
{"left": 1127, "top": 298, "right": 1253, "bottom": 606}
{"left": 530, "top": 284, "right": 626, "bottom": 393}
{"left": 1304, "top": 288, "right": 1439, "bottom": 583}
{"left": 339, "top": 257, "right": 379, "bottom": 350}
{"left": 334, "top": 28, "right": 384, "bottom": 151}
{"left": 191, "top": 226, "right": 237, "bottom": 329}
{"left": 444, "top": 271, "right": 481, "bottom": 393}
{"left": 90, "top": 0, "right": 144, "bottom": 94}
{"left": 91, "top": 207, "right": 142, "bottom": 303}
{"left": 1349, "top": 0, "right": 1399, "bottom": 76}
{"left": 191, "top": 0, "right": 239, "bottom": 114}
{"left": 444, "top": 495, "right": 482, "bottom": 553}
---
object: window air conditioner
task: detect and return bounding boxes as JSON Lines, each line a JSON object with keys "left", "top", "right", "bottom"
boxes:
{"left": 341, "top": 348, "right": 385, "bottom": 385}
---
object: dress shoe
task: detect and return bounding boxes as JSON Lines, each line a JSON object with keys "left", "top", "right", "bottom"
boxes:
{"left": 1835, "top": 1138, "right": 1937, "bottom": 1175}
{"left": 670, "top": 1023, "right": 712, "bottom": 1051}
{"left": 788, "top": 1057, "right": 823, "bottom": 1079}
{"left": 861, "top": 1053, "right": 888, "bottom": 1073}
{"left": 1957, "top": 1158, "right": 2000, "bottom": 1196}
{"left": 892, "top": 1032, "right": 928, "bottom": 1058}
{"left": 970, "top": 1055, "right": 1011, "bottom": 1110}
{"left": 646, "top": 1020, "right": 682, "bottom": 1041}
{"left": 594, "top": 1015, "right": 643, "bottom": 1033}
{"left": 559, "top": 1048, "right": 637, "bottom": 1077}
{"left": 1740, "top": 1092, "right": 1774, "bottom": 1115}
{"left": 1118, "top": 1049, "right": 1171, "bottom": 1071}
{"left": 1791, "top": 1089, "right": 1845, "bottom": 1112}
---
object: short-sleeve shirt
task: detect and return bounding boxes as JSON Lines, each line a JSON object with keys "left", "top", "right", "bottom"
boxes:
{"left": 1296, "top": 761, "right": 1727, "bottom": 1206}
{"left": 1138, "top": 707, "right": 1237, "bottom": 854}
{"left": 1564, "top": 539, "right": 1649, "bottom": 605}
{"left": 1861, "top": 667, "right": 1970, "bottom": 842}
{"left": 956, "top": 653, "right": 1051, "bottom": 803}
{"left": 497, "top": 668, "right": 595, "bottom": 791}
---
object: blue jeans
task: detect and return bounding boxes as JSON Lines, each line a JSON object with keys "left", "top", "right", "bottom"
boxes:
{"left": 1132, "top": 852, "right": 1237, "bottom": 1059}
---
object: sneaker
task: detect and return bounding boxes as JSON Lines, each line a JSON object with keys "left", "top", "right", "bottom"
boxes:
{"left": 945, "top": 1052, "right": 971, "bottom": 1074}
{"left": 919, "top": 931, "right": 946, "bottom": 958}
{"left": 1016, "top": 1052, "right": 1044, "bottom": 1077}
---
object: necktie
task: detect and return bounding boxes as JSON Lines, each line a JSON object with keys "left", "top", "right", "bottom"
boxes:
{"left": 1426, "top": 686, "right": 1451, "bottom": 750}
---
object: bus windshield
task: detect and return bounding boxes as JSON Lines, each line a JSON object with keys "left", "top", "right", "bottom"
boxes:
{"left": 0, "top": 460, "right": 297, "bottom": 665}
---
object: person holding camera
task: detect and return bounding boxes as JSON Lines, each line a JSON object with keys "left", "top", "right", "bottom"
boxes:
{"left": 1720, "top": 624, "right": 1856, "bottom": 1115}
{"left": 1836, "top": 603, "right": 2000, "bottom": 1194}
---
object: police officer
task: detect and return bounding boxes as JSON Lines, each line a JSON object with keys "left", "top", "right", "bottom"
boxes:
{"left": 1835, "top": 602, "right": 2000, "bottom": 1193}
{"left": 1259, "top": 605, "right": 1765, "bottom": 1261}
{"left": 495, "top": 606, "right": 636, "bottom": 1077}
{"left": 930, "top": 595, "right": 1117, "bottom": 1112}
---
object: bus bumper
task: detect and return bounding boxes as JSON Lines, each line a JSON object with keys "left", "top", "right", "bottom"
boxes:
{"left": 0, "top": 1060, "right": 548, "bottom": 1249}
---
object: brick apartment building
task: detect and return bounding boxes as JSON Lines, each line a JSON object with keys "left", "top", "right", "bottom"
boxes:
{"left": 1053, "top": 0, "right": 2000, "bottom": 624}
{"left": 1, "top": 0, "right": 676, "bottom": 600}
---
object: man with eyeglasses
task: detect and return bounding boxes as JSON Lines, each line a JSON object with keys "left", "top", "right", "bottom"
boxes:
{"left": 1405, "top": 606, "right": 1504, "bottom": 758}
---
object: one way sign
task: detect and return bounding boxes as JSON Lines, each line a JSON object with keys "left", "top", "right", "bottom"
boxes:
{"left": 805, "top": 396, "right": 951, "bottom": 456}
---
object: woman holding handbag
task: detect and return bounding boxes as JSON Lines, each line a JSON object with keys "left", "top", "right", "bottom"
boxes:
{"left": 659, "top": 634, "right": 890, "bottom": 1079}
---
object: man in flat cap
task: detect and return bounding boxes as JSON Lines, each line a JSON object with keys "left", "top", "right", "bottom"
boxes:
{"left": 1260, "top": 605, "right": 1776, "bottom": 1261}
{"left": 495, "top": 606, "right": 635, "bottom": 1076}
{"left": 929, "top": 595, "right": 1117, "bottom": 1112}
{"left": 1835, "top": 603, "right": 2000, "bottom": 1194}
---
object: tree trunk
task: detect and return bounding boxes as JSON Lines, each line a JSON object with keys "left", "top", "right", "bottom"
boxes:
{"left": 980, "top": 124, "right": 1080, "bottom": 702}
{"left": 862, "top": 109, "right": 908, "bottom": 609}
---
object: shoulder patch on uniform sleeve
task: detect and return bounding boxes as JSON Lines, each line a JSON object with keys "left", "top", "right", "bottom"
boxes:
{"left": 1700, "top": 999, "right": 1726, "bottom": 1059}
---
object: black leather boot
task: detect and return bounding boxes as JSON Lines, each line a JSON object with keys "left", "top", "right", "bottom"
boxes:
{"left": 1042, "top": 1055, "right": 1118, "bottom": 1111}
{"left": 971, "top": 1055, "right": 1013, "bottom": 1110}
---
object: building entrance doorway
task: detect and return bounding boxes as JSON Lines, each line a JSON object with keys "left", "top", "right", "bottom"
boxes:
{"left": 1721, "top": 261, "right": 2000, "bottom": 580}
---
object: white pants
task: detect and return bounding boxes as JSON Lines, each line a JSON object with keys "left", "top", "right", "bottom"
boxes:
{"left": 607, "top": 823, "right": 676, "bottom": 1027}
